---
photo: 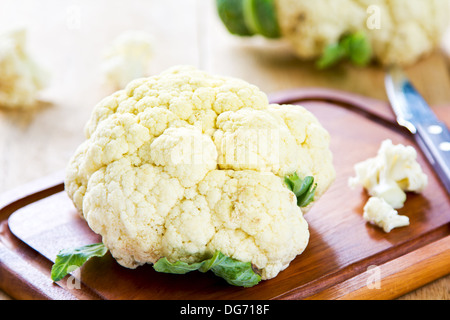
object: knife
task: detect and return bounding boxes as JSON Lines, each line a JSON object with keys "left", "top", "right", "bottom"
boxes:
{"left": 385, "top": 66, "right": 450, "bottom": 195}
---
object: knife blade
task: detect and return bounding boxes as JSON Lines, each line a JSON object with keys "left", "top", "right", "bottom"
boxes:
{"left": 385, "top": 66, "right": 450, "bottom": 194}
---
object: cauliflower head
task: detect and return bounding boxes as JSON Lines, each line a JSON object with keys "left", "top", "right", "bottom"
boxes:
{"left": 65, "top": 65, "right": 335, "bottom": 280}
{"left": 276, "top": 0, "right": 450, "bottom": 66}
{"left": 216, "top": 0, "right": 450, "bottom": 67}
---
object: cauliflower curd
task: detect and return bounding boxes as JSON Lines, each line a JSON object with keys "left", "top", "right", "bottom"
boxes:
{"left": 65, "top": 66, "right": 335, "bottom": 280}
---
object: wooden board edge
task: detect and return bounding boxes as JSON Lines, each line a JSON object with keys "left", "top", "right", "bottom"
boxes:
{"left": 268, "top": 88, "right": 397, "bottom": 124}
{"left": 0, "top": 170, "right": 65, "bottom": 221}
{"left": 0, "top": 240, "right": 76, "bottom": 300}
{"left": 0, "top": 89, "right": 448, "bottom": 300}
{"left": 303, "top": 233, "right": 450, "bottom": 300}
{"left": 0, "top": 171, "right": 101, "bottom": 300}
{"left": 0, "top": 217, "right": 106, "bottom": 300}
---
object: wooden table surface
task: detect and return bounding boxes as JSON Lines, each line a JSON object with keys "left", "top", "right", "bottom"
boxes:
{"left": 0, "top": 0, "right": 448, "bottom": 300}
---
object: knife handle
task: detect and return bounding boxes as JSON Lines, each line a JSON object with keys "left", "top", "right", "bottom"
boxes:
{"left": 415, "top": 121, "right": 450, "bottom": 195}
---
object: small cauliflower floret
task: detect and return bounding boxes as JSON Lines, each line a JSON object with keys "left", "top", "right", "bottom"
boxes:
{"left": 150, "top": 126, "right": 218, "bottom": 187}
{"left": 213, "top": 108, "right": 299, "bottom": 174}
{"left": 65, "top": 65, "right": 335, "bottom": 282}
{"left": 349, "top": 139, "right": 428, "bottom": 209}
{"left": 0, "top": 28, "right": 49, "bottom": 109}
{"left": 101, "top": 30, "right": 154, "bottom": 90}
{"left": 363, "top": 196, "right": 410, "bottom": 233}
{"left": 267, "top": 104, "right": 334, "bottom": 200}
{"left": 198, "top": 170, "right": 309, "bottom": 280}
{"left": 82, "top": 159, "right": 185, "bottom": 268}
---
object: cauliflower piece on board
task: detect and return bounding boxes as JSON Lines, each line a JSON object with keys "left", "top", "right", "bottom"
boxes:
{"left": 65, "top": 65, "right": 335, "bottom": 280}
{"left": 101, "top": 30, "right": 154, "bottom": 90}
{"left": 349, "top": 139, "right": 428, "bottom": 209}
{"left": 363, "top": 196, "right": 410, "bottom": 233}
{"left": 0, "top": 28, "right": 49, "bottom": 109}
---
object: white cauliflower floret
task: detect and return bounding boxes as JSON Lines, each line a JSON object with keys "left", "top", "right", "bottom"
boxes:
{"left": 65, "top": 65, "right": 335, "bottom": 280}
{"left": 275, "top": 0, "right": 450, "bottom": 66}
{"left": 349, "top": 139, "right": 428, "bottom": 209}
{"left": 363, "top": 196, "right": 410, "bottom": 233}
{"left": 213, "top": 107, "right": 299, "bottom": 174}
{"left": 0, "top": 28, "right": 49, "bottom": 109}
{"left": 150, "top": 126, "right": 218, "bottom": 187}
{"left": 101, "top": 30, "right": 154, "bottom": 90}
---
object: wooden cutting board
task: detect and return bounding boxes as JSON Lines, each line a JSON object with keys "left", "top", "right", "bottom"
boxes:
{"left": 0, "top": 88, "right": 449, "bottom": 300}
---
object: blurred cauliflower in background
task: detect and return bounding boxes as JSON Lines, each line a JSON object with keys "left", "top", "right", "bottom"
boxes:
{"left": 0, "top": 28, "right": 49, "bottom": 109}
{"left": 101, "top": 30, "right": 154, "bottom": 90}
{"left": 216, "top": 0, "right": 450, "bottom": 68}
{"left": 441, "top": 25, "right": 450, "bottom": 59}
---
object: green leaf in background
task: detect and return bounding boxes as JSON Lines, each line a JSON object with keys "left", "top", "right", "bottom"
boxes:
{"left": 153, "top": 250, "right": 262, "bottom": 287}
{"left": 216, "top": 0, "right": 280, "bottom": 38}
{"left": 340, "top": 31, "right": 372, "bottom": 66}
{"left": 216, "top": 0, "right": 255, "bottom": 36}
{"left": 317, "top": 31, "right": 372, "bottom": 69}
{"left": 51, "top": 242, "right": 108, "bottom": 282}
{"left": 242, "top": 0, "right": 280, "bottom": 38}
{"left": 285, "top": 172, "right": 317, "bottom": 207}
{"left": 316, "top": 43, "right": 348, "bottom": 70}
